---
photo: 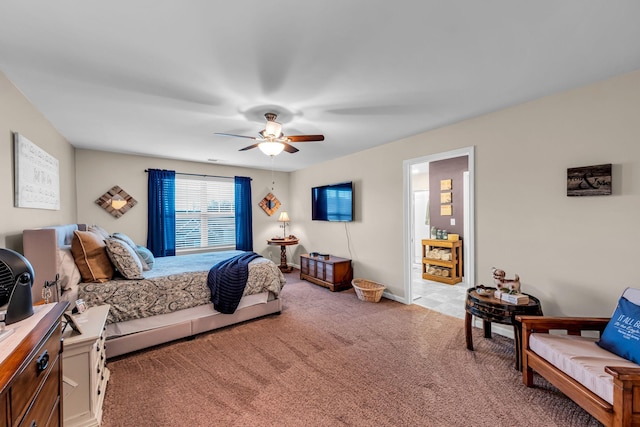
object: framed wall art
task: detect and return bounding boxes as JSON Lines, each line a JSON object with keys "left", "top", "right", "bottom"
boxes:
{"left": 259, "top": 193, "right": 281, "bottom": 216}
{"left": 440, "top": 179, "right": 452, "bottom": 191}
{"left": 95, "top": 185, "right": 137, "bottom": 218}
{"left": 14, "top": 132, "right": 60, "bottom": 210}
{"left": 567, "top": 164, "right": 612, "bottom": 196}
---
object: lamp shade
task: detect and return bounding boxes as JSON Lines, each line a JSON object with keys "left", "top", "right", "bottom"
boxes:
{"left": 258, "top": 142, "right": 285, "bottom": 156}
{"left": 278, "top": 211, "right": 290, "bottom": 222}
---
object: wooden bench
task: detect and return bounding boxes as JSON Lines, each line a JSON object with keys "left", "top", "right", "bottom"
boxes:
{"left": 517, "top": 315, "right": 640, "bottom": 427}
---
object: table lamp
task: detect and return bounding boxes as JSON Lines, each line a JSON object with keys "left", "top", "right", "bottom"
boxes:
{"left": 278, "top": 211, "right": 290, "bottom": 238}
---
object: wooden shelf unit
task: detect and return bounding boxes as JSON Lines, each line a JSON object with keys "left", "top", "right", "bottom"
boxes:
{"left": 422, "top": 239, "right": 463, "bottom": 285}
{"left": 300, "top": 254, "right": 353, "bottom": 292}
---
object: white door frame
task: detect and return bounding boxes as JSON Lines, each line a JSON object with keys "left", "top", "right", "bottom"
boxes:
{"left": 403, "top": 146, "right": 475, "bottom": 304}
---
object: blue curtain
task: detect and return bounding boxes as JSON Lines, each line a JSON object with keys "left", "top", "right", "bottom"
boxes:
{"left": 234, "top": 176, "right": 253, "bottom": 251}
{"left": 147, "top": 169, "right": 176, "bottom": 257}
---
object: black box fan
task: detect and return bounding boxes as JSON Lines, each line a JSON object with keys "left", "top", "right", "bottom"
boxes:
{"left": 0, "top": 248, "right": 34, "bottom": 325}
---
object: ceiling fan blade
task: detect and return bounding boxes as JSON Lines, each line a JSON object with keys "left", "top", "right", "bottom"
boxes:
{"left": 282, "top": 143, "right": 299, "bottom": 153}
{"left": 239, "top": 143, "right": 261, "bottom": 151}
{"left": 215, "top": 132, "right": 258, "bottom": 140}
{"left": 286, "top": 135, "right": 325, "bottom": 142}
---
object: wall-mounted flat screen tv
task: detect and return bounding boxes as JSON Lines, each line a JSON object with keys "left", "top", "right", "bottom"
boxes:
{"left": 311, "top": 181, "right": 353, "bottom": 222}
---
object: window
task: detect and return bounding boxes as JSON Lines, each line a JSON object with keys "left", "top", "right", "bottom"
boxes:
{"left": 175, "top": 176, "right": 235, "bottom": 251}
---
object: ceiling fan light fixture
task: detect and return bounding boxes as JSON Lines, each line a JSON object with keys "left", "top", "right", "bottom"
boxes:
{"left": 258, "top": 142, "right": 285, "bottom": 156}
{"left": 263, "top": 120, "right": 282, "bottom": 138}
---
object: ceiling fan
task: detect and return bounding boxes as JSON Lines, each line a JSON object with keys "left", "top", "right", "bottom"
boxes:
{"left": 215, "top": 113, "right": 324, "bottom": 156}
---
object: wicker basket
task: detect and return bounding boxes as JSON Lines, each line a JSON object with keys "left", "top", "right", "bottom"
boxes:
{"left": 352, "top": 278, "right": 386, "bottom": 303}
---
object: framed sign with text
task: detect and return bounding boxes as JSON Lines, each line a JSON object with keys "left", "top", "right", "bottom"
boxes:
{"left": 14, "top": 132, "right": 60, "bottom": 210}
{"left": 567, "top": 164, "right": 612, "bottom": 196}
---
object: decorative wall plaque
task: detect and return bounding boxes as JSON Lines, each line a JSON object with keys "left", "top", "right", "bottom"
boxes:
{"left": 95, "top": 185, "right": 137, "bottom": 218}
{"left": 259, "top": 193, "right": 281, "bottom": 216}
{"left": 14, "top": 132, "right": 60, "bottom": 210}
{"left": 567, "top": 164, "right": 612, "bottom": 196}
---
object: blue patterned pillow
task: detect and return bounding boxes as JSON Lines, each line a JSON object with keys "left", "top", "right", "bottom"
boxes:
{"left": 597, "top": 296, "right": 640, "bottom": 364}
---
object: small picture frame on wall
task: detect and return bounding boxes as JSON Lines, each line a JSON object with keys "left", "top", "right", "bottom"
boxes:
{"left": 259, "top": 193, "right": 281, "bottom": 216}
{"left": 441, "top": 205, "right": 452, "bottom": 216}
{"left": 567, "top": 164, "right": 612, "bottom": 196}
{"left": 440, "top": 179, "right": 452, "bottom": 191}
{"left": 440, "top": 192, "right": 452, "bottom": 204}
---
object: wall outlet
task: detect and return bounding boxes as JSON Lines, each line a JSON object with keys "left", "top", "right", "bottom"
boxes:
{"left": 450, "top": 218, "right": 456, "bottom": 226}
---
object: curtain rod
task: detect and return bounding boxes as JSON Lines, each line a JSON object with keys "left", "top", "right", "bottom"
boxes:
{"left": 144, "top": 169, "right": 232, "bottom": 180}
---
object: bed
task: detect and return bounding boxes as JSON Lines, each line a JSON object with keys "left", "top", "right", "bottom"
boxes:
{"left": 22, "top": 224, "right": 285, "bottom": 358}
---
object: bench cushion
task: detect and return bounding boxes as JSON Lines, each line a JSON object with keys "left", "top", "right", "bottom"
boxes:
{"left": 530, "top": 333, "right": 639, "bottom": 405}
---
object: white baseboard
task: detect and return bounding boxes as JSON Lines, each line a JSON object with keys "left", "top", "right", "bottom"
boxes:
{"left": 472, "top": 317, "right": 514, "bottom": 339}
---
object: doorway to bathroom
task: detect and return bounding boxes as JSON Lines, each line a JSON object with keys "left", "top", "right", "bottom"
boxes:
{"left": 403, "top": 146, "right": 475, "bottom": 319}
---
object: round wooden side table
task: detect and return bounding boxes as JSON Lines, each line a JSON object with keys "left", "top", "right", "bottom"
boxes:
{"left": 267, "top": 237, "right": 299, "bottom": 273}
{"left": 465, "top": 287, "right": 542, "bottom": 370}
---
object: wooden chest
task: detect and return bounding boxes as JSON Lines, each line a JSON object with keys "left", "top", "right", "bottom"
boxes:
{"left": 300, "top": 254, "right": 353, "bottom": 292}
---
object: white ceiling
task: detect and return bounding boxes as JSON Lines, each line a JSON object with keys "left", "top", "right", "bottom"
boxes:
{"left": 1, "top": 1, "right": 640, "bottom": 172}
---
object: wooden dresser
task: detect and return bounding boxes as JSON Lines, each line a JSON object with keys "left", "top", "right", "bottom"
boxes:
{"left": 300, "top": 254, "right": 353, "bottom": 291}
{"left": 0, "top": 302, "right": 67, "bottom": 427}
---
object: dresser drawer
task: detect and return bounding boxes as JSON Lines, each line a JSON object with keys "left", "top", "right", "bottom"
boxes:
{"left": 325, "top": 264, "right": 334, "bottom": 282}
{"left": 1, "top": 392, "right": 8, "bottom": 427}
{"left": 308, "top": 260, "right": 317, "bottom": 277}
{"left": 18, "top": 357, "right": 60, "bottom": 427}
{"left": 300, "top": 256, "right": 309, "bottom": 274}
{"left": 11, "top": 324, "right": 61, "bottom": 426}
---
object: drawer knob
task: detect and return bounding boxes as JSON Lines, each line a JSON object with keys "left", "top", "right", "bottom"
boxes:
{"left": 30, "top": 421, "right": 37, "bottom": 427}
{"left": 36, "top": 350, "right": 49, "bottom": 374}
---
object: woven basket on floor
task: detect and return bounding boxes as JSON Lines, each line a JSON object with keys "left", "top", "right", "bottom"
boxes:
{"left": 352, "top": 278, "right": 386, "bottom": 303}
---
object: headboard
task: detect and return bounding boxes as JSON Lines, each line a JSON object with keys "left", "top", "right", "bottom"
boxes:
{"left": 22, "top": 224, "right": 87, "bottom": 303}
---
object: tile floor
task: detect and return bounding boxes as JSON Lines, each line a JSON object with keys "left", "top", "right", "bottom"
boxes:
{"left": 411, "top": 265, "right": 469, "bottom": 319}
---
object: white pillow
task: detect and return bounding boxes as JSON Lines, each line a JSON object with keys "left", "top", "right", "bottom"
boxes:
{"left": 56, "top": 247, "right": 81, "bottom": 291}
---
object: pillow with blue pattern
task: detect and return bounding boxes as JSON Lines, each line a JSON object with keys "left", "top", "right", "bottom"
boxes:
{"left": 597, "top": 296, "right": 640, "bottom": 364}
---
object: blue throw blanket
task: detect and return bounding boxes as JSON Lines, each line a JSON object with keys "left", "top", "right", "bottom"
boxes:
{"left": 207, "top": 251, "right": 262, "bottom": 314}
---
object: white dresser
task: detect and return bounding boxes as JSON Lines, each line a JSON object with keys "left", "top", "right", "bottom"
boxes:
{"left": 62, "top": 305, "right": 110, "bottom": 427}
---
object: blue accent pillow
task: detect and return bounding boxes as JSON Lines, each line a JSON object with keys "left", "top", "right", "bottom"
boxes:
{"left": 135, "top": 245, "right": 155, "bottom": 270}
{"left": 597, "top": 296, "right": 640, "bottom": 364}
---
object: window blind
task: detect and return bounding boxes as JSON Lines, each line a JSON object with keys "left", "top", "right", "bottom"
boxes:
{"left": 174, "top": 175, "right": 235, "bottom": 250}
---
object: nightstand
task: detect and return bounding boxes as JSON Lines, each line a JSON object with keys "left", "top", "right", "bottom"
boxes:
{"left": 62, "top": 304, "right": 110, "bottom": 427}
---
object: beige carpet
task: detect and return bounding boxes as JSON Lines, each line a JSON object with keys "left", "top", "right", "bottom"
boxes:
{"left": 101, "top": 272, "right": 602, "bottom": 427}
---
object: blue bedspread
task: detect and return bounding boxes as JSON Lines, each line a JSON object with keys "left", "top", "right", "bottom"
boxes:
{"left": 207, "top": 251, "right": 262, "bottom": 314}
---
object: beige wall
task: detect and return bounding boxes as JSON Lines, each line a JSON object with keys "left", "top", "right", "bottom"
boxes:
{"left": 5, "top": 65, "right": 640, "bottom": 318}
{"left": 292, "top": 70, "right": 640, "bottom": 317}
{"left": 74, "top": 149, "right": 291, "bottom": 264}
{"left": 0, "top": 71, "right": 77, "bottom": 251}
